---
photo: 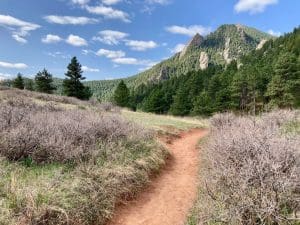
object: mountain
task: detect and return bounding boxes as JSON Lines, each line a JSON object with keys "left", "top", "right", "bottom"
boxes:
{"left": 131, "top": 24, "right": 273, "bottom": 85}
{"left": 10, "top": 24, "right": 271, "bottom": 100}
{"left": 129, "top": 26, "right": 300, "bottom": 115}
{"left": 86, "top": 24, "right": 273, "bottom": 100}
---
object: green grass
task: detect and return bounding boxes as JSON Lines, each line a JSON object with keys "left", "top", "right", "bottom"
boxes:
{"left": 122, "top": 110, "right": 208, "bottom": 132}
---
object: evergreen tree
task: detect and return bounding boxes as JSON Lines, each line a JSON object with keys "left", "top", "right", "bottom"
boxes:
{"left": 170, "top": 85, "right": 191, "bottom": 116}
{"left": 35, "top": 69, "right": 56, "bottom": 94}
{"left": 265, "top": 52, "right": 300, "bottom": 108}
{"left": 192, "top": 90, "right": 214, "bottom": 116}
{"left": 113, "top": 80, "right": 130, "bottom": 107}
{"left": 62, "top": 57, "right": 91, "bottom": 100}
{"left": 142, "top": 88, "right": 166, "bottom": 114}
{"left": 12, "top": 73, "right": 24, "bottom": 89}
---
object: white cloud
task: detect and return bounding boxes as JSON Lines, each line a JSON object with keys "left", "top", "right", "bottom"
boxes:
{"left": 142, "top": 0, "right": 171, "bottom": 13}
{"left": 234, "top": 0, "right": 278, "bottom": 14}
{"left": 47, "top": 51, "right": 71, "bottom": 59}
{"left": 112, "top": 57, "right": 156, "bottom": 67}
{"left": 96, "top": 49, "right": 126, "bottom": 58}
{"left": 42, "top": 34, "right": 63, "bottom": 43}
{"left": 268, "top": 29, "right": 281, "bottom": 37}
{"left": 125, "top": 40, "right": 158, "bottom": 51}
{"left": 102, "top": 0, "right": 122, "bottom": 5}
{"left": 93, "top": 30, "right": 129, "bottom": 45}
{"left": 0, "top": 14, "right": 40, "bottom": 43}
{"left": 0, "top": 60, "right": 28, "bottom": 69}
{"left": 82, "top": 66, "right": 100, "bottom": 72}
{"left": 44, "top": 15, "right": 99, "bottom": 25}
{"left": 12, "top": 35, "right": 27, "bottom": 44}
{"left": 166, "top": 25, "right": 211, "bottom": 36}
{"left": 171, "top": 43, "right": 185, "bottom": 53}
{"left": 146, "top": 0, "right": 170, "bottom": 5}
{"left": 66, "top": 34, "right": 88, "bottom": 46}
{"left": 71, "top": 0, "right": 90, "bottom": 5}
{"left": 85, "top": 5, "right": 130, "bottom": 22}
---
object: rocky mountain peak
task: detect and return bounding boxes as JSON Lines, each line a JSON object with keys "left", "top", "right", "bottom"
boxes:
{"left": 180, "top": 33, "right": 204, "bottom": 58}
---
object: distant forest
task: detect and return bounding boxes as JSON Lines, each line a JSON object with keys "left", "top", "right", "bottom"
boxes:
{"left": 124, "top": 27, "right": 300, "bottom": 116}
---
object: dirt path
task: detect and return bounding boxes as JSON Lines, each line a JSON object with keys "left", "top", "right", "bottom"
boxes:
{"left": 108, "top": 129, "right": 208, "bottom": 225}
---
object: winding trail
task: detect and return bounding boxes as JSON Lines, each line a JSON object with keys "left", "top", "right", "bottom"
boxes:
{"left": 108, "top": 129, "right": 208, "bottom": 225}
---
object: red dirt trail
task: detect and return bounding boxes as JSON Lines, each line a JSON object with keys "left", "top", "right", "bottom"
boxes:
{"left": 108, "top": 129, "right": 208, "bottom": 225}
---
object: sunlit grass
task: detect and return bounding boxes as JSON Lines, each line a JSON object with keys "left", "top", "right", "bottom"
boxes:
{"left": 122, "top": 109, "right": 209, "bottom": 132}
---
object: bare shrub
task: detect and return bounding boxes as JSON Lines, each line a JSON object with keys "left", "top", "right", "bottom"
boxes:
{"left": 0, "top": 106, "right": 152, "bottom": 163}
{"left": 201, "top": 111, "right": 300, "bottom": 225}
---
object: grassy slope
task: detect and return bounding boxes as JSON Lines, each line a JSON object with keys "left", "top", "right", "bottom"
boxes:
{"left": 122, "top": 109, "right": 208, "bottom": 133}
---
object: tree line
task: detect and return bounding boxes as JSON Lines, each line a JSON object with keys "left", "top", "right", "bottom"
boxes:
{"left": 8, "top": 57, "right": 92, "bottom": 100}
{"left": 114, "top": 27, "right": 300, "bottom": 116}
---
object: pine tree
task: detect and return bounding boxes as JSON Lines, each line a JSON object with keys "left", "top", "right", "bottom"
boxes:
{"left": 35, "top": 69, "right": 56, "bottom": 94}
{"left": 142, "top": 88, "right": 166, "bottom": 114}
{"left": 192, "top": 90, "right": 214, "bottom": 116}
{"left": 113, "top": 80, "right": 130, "bottom": 107}
{"left": 170, "top": 85, "right": 191, "bottom": 116}
{"left": 62, "top": 57, "right": 92, "bottom": 100}
{"left": 12, "top": 73, "right": 24, "bottom": 89}
{"left": 265, "top": 52, "right": 300, "bottom": 108}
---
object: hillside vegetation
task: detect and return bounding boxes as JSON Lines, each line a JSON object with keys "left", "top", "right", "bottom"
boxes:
{"left": 129, "top": 27, "right": 300, "bottom": 115}
{"left": 0, "top": 88, "right": 168, "bottom": 225}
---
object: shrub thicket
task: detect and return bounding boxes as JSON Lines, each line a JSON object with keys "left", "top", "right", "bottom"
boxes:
{"left": 197, "top": 111, "right": 300, "bottom": 225}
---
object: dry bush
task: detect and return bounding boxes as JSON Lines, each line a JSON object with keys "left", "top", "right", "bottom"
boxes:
{"left": 0, "top": 98, "right": 152, "bottom": 163}
{"left": 199, "top": 110, "right": 300, "bottom": 225}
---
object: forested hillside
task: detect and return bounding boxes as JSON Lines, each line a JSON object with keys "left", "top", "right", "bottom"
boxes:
{"left": 74, "top": 24, "right": 273, "bottom": 100}
{"left": 128, "top": 27, "right": 300, "bottom": 115}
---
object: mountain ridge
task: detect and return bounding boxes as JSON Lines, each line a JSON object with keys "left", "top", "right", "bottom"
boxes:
{"left": 51, "top": 24, "right": 274, "bottom": 100}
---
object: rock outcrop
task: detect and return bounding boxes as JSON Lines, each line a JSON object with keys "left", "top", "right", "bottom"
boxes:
{"left": 199, "top": 52, "right": 209, "bottom": 70}
{"left": 180, "top": 33, "right": 204, "bottom": 59}
{"left": 256, "top": 39, "right": 267, "bottom": 50}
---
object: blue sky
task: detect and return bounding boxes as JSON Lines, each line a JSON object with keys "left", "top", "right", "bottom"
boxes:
{"left": 0, "top": 0, "right": 299, "bottom": 81}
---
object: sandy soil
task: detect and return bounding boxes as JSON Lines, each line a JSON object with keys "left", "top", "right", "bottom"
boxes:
{"left": 108, "top": 129, "right": 208, "bottom": 225}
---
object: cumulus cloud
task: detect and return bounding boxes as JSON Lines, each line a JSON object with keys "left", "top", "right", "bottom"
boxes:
{"left": 268, "top": 29, "right": 281, "bottom": 37}
{"left": 234, "top": 0, "right": 278, "bottom": 14}
{"left": 85, "top": 5, "right": 130, "bottom": 22}
{"left": 124, "top": 40, "right": 158, "bottom": 51}
{"left": 71, "top": 0, "right": 90, "bottom": 5}
{"left": 42, "top": 34, "right": 63, "bottom": 44}
{"left": 96, "top": 49, "right": 126, "bottom": 58}
{"left": 102, "top": 0, "right": 122, "bottom": 5}
{"left": 82, "top": 66, "right": 100, "bottom": 72}
{"left": 66, "top": 34, "right": 88, "bottom": 46}
{"left": 44, "top": 15, "right": 99, "bottom": 25}
{"left": 171, "top": 43, "right": 185, "bottom": 53}
{"left": 112, "top": 57, "right": 156, "bottom": 67}
{"left": 146, "top": 0, "right": 170, "bottom": 5}
{"left": 0, "top": 14, "right": 40, "bottom": 43}
{"left": 93, "top": 30, "right": 129, "bottom": 45}
{"left": 0, "top": 60, "right": 28, "bottom": 69}
{"left": 166, "top": 25, "right": 211, "bottom": 36}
